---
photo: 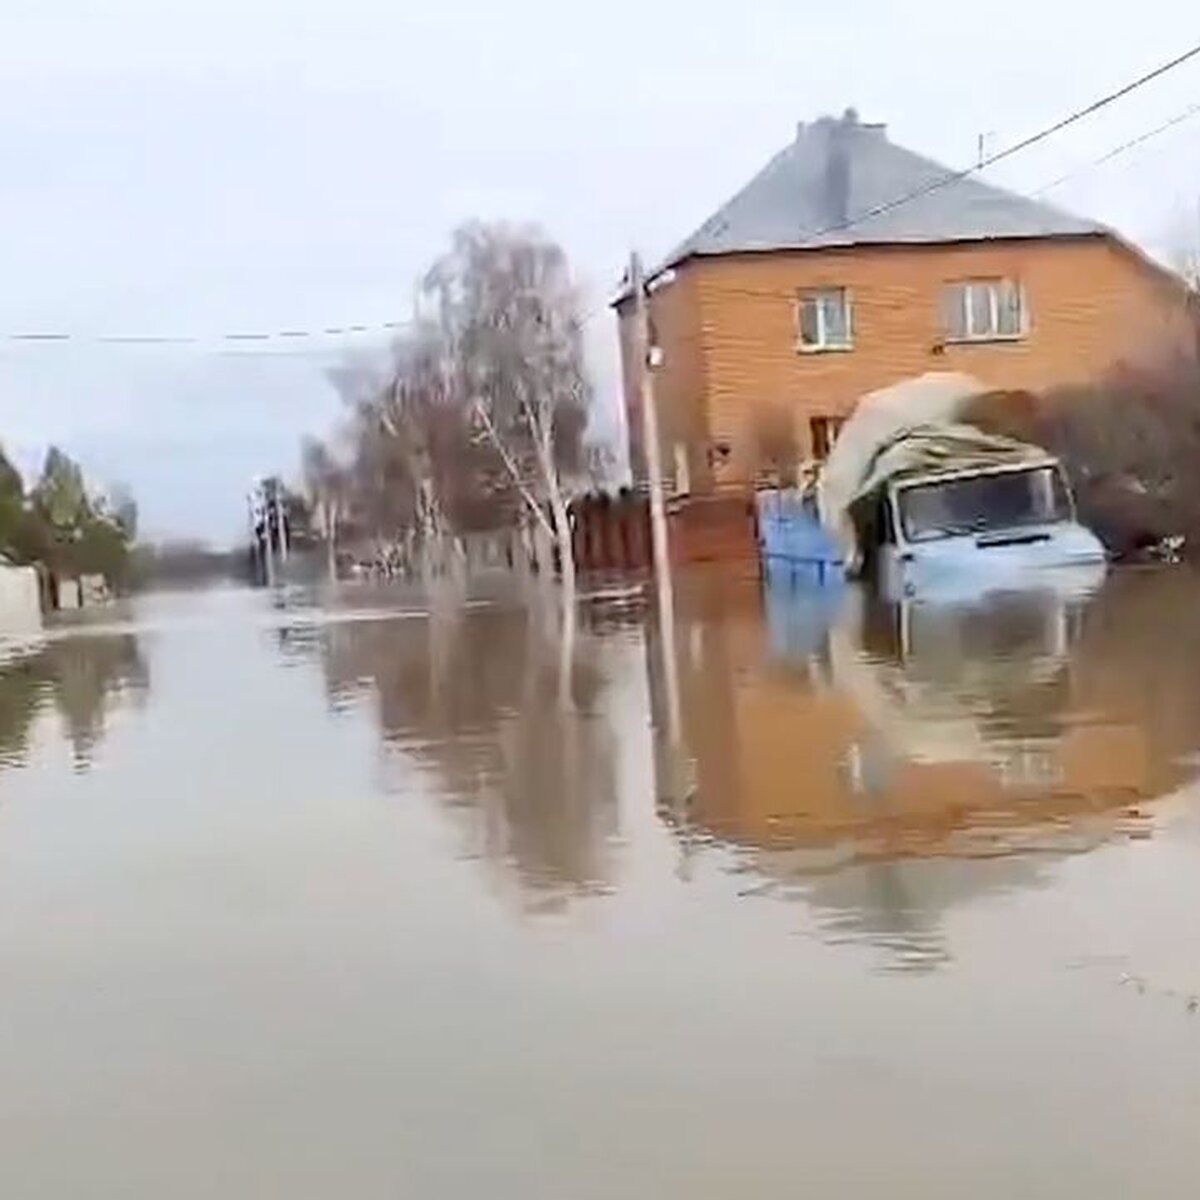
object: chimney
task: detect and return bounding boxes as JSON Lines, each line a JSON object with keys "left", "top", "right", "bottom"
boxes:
{"left": 824, "top": 109, "right": 856, "bottom": 228}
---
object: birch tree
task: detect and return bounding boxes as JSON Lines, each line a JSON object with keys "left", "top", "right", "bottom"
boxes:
{"left": 423, "top": 222, "right": 591, "bottom": 600}
{"left": 301, "top": 435, "right": 349, "bottom": 579}
{"left": 327, "top": 323, "right": 496, "bottom": 575}
{"left": 1168, "top": 199, "right": 1200, "bottom": 292}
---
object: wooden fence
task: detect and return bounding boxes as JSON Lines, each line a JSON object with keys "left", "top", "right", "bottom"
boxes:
{"left": 570, "top": 490, "right": 760, "bottom": 571}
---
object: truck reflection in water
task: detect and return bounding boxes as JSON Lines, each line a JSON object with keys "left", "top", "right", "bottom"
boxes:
{"left": 650, "top": 567, "right": 1200, "bottom": 970}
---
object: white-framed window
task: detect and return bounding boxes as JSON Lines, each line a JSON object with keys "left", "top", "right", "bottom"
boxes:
{"left": 942, "top": 278, "right": 1025, "bottom": 341}
{"left": 797, "top": 287, "right": 853, "bottom": 351}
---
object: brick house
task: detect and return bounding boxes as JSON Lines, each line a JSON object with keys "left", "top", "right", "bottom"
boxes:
{"left": 616, "top": 109, "right": 1192, "bottom": 492}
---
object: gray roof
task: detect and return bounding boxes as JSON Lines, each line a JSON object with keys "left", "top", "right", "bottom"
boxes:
{"left": 662, "top": 111, "right": 1106, "bottom": 268}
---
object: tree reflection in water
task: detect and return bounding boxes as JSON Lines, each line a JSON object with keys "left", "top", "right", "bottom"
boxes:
{"left": 320, "top": 593, "right": 622, "bottom": 909}
{"left": 0, "top": 631, "right": 149, "bottom": 771}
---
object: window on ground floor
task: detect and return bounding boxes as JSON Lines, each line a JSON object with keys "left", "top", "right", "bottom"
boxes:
{"left": 941, "top": 278, "right": 1026, "bottom": 341}
{"left": 810, "top": 415, "right": 845, "bottom": 460}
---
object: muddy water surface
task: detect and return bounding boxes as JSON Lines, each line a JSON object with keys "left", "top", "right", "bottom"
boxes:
{"left": 2, "top": 572, "right": 1200, "bottom": 1197}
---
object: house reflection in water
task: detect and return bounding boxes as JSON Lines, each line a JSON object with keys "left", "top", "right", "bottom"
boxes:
{"left": 649, "top": 567, "right": 1200, "bottom": 969}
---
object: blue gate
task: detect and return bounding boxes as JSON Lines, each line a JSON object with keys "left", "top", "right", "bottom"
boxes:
{"left": 756, "top": 489, "right": 843, "bottom": 583}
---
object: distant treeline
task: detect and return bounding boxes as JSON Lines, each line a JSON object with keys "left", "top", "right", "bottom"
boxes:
{"left": 130, "top": 541, "right": 252, "bottom": 587}
{"left": 0, "top": 443, "right": 137, "bottom": 585}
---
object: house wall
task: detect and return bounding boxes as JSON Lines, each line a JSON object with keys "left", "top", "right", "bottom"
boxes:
{"left": 619, "top": 236, "right": 1192, "bottom": 486}
{"left": 617, "top": 267, "right": 713, "bottom": 491}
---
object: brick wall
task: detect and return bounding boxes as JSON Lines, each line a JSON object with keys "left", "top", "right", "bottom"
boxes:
{"left": 619, "top": 267, "right": 713, "bottom": 490}
{"left": 619, "top": 235, "right": 1192, "bottom": 486}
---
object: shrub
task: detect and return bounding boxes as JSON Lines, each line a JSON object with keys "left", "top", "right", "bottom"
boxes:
{"left": 961, "top": 350, "right": 1200, "bottom": 558}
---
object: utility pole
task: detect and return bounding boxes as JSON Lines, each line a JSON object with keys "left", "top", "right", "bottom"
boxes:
{"left": 251, "top": 483, "right": 276, "bottom": 587}
{"left": 629, "top": 251, "right": 683, "bottom": 758}
{"left": 278, "top": 504, "right": 289, "bottom": 564}
{"left": 246, "top": 492, "right": 261, "bottom": 582}
{"left": 325, "top": 502, "right": 338, "bottom": 583}
{"left": 274, "top": 484, "right": 289, "bottom": 565}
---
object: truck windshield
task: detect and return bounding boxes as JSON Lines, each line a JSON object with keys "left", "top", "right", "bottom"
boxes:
{"left": 898, "top": 466, "right": 1071, "bottom": 543}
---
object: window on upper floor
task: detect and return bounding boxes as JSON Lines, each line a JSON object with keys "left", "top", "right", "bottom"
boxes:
{"left": 941, "top": 279, "right": 1026, "bottom": 342}
{"left": 797, "top": 287, "right": 853, "bottom": 351}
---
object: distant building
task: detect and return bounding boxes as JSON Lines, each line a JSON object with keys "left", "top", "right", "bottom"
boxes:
{"left": 615, "top": 109, "right": 1193, "bottom": 491}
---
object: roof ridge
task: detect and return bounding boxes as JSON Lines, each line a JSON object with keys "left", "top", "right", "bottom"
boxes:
{"left": 652, "top": 116, "right": 1106, "bottom": 273}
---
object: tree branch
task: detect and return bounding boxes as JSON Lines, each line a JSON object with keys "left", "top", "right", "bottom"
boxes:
{"left": 473, "top": 398, "right": 554, "bottom": 537}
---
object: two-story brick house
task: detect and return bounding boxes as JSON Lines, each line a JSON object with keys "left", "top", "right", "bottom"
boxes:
{"left": 616, "top": 109, "right": 1191, "bottom": 492}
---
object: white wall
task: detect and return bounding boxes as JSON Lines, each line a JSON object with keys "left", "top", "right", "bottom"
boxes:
{"left": 0, "top": 565, "right": 42, "bottom": 633}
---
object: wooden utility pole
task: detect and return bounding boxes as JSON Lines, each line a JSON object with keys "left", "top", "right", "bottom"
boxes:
{"left": 629, "top": 251, "right": 683, "bottom": 753}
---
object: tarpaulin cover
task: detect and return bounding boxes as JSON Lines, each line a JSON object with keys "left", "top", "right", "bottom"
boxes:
{"left": 853, "top": 424, "right": 1051, "bottom": 506}
{"left": 817, "top": 372, "right": 1051, "bottom": 569}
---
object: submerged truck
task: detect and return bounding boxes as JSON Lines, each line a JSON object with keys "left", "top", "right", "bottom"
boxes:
{"left": 763, "top": 372, "right": 1107, "bottom": 590}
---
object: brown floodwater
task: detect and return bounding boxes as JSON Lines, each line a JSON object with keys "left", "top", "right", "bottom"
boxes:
{"left": 2, "top": 568, "right": 1200, "bottom": 1197}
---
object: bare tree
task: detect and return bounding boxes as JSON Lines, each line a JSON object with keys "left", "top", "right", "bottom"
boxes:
{"left": 311, "top": 222, "right": 591, "bottom": 596}
{"left": 301, "top": 435, "right": 349, "bottom": 580}
{"left": 423, "top": 221, "right": 591, "bottom": 601}
{"left": 325, "top": 321, "right": 508, "bottom": 576}
{"left": 964, "top": 363, "right": 1200, "bottom": 558}
{"left": 583, "top": 438, "right": 618, "bottom": 492}
{"left": 325, "top": 355, "right": 413, "bottom": 563}
{"left": 1167, "top": 199, "right": 1200, "bottom": 292}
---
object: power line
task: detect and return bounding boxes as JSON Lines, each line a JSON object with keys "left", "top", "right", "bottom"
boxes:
{"left": 3, "top": 318, "right": 410, "bottom": 350}
{"left": 803, "top": 40, "right": 1200, "bottom": 241}
{"left": 10, "top": 45, "right": 1198, "bottom": 347}
{"left": 1031, "top": 100, "right": 1200, "bottom": 196}
{"left": 1, "top": 296, "right": 612, "bottom": 354}
{"left": 633, "top": 95, "right": 1200, "bottom": 310}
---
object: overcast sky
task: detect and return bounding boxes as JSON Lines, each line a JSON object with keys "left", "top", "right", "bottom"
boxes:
{"left": 2, "top": 1, "right": 1199, "bottom": 541}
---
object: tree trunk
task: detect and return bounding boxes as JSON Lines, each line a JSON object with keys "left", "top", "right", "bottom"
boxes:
{"left": 546, "top": 479, "right": 576, "bottom": 600}
{"left": 325, "top": 503, "right": 338, "bottom": 582}
{"left": 545, "top": 471, "right": 578, "bottom": 711}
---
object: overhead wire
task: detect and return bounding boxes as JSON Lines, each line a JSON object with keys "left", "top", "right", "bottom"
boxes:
{"left": 2, "top": 300, "right": 616, "bottom": 358}
{"left": 4, "top": 41, "right": 1200, "bottom": 349}
{"left": 797, "top": 39, "right": 1200, "bottom": 242}
{"left": 642, "top": 92, "right": 1200, "bottom": 310}
{"left": 3, "top": 318, "right": 411, "bottom": 352}
{"left": 1029, "top": 100, "right": 1200, "bottom": 196}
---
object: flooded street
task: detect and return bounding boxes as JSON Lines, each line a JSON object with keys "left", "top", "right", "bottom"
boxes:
{"left": 3, "top": 570, "right": 1200, "bottom": 1197}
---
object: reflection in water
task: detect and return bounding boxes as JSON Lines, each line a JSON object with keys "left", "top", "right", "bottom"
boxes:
{"left": 7, "top": 585, "right": 1200, "bottom": 1194}
{"left": 316, "top": 598, "right": 622, "bottom": 908}
{"left": 0, "top": 629, "right": 149, "bottom": 771}
{"left": 654, "top": 567, "right": 1200, "bottom": 969}
{"left": 278, "top": 569, "right": 1200, "bottom": 967}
